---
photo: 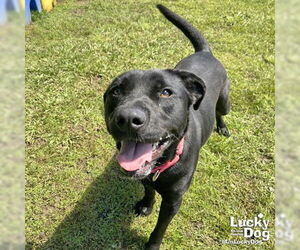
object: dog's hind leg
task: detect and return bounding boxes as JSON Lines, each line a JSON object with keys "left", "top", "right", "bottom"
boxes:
{"left": 135, "top": 182, "right": 156, "bottom": 216}
{"left": 216, "top": 79, "right": 230, "bottom": 137}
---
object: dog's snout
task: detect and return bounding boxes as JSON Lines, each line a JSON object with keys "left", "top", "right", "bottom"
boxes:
{"left": 116, "top": 108, "right": 147, "bottom": 131}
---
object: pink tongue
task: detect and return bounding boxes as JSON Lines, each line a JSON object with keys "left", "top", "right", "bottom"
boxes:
{"left": 116, "top": 141, "right": 153, "bottom": 171}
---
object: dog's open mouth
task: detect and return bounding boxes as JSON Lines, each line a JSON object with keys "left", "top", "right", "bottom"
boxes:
{"left": 116, "top": 135, "right": 171, "bottom": 172}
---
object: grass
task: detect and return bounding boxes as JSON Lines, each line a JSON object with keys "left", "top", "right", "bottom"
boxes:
{"left": 25, "top": 0, "right": 274, "bottom": 249}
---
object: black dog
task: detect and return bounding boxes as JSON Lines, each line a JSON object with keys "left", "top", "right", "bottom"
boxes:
{"left": 104, "top": 4, "right": 230, "bottom": 250}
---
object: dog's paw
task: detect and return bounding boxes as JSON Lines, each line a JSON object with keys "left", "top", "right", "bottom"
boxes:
{"left": 145, "top": 242, "right": 160, "bottom": 250}
{"left": 134, "top": 200, "right": 153, "bottom": 216}
{"left": 217, "top": 126, "right": 230, "bottom": 137}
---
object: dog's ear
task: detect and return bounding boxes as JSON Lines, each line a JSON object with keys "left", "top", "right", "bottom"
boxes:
{"left": 172, "top": 70, "right": 206, "bottom": 110}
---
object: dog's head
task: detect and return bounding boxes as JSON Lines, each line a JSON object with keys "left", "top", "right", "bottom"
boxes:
{"left": 104, "top": 69, "right": 205, "bottom": 179}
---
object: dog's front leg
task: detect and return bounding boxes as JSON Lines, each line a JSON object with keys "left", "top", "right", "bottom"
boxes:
{"left": 145, "top": 195, "right": 182, "bottom": 250}
{"left": 135, "top": 183, "right": 156, "bottom": 216}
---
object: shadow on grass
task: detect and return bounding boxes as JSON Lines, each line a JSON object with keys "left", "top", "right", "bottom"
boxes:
{"left": 40, "top": 158, "right": 147, "bottom": 249}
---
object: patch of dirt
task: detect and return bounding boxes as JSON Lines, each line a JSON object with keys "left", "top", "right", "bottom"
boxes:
{"left": 76, "top": 0, "right": 91, "bottom": 6}
{"left": 35, "top": 137, "right": 47, "bottom": 146}
{"left": 26, "top": 137, "right": 47, "bottom": 148}
{"left": 71, "top": 8, "right": 85, "bottom": 16}
{"left": 90, "top": 75, "right": 102, "bottom": 90}
{"left": 190, "top": 220, "right": 203, "bottom": 230}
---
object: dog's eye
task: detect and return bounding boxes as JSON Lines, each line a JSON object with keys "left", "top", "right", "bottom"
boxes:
{"left": 160, "top": 89, "right": 173, "bottom": 98}
{"left": 112, "top": 88, "right": 121, "bottom": 97}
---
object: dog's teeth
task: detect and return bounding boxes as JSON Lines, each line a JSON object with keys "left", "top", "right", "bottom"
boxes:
{"left": 153, "top": 142, "right": 159, "bottom": 150}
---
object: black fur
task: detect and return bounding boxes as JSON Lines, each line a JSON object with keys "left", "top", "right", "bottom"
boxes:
{"left": 104, "top": 5, "right": 230, "bottom": 249}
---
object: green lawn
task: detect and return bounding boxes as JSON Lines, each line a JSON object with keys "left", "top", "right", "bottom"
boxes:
{"left": 25, "top": 0, "right": 274, "bottom": 249}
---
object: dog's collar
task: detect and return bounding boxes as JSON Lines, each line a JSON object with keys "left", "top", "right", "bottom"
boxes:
{"left": 151, "top": 137, "right": 185, "bottom": 181}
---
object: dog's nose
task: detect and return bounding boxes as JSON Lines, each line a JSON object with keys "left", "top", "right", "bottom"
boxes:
{"left": 116, "top": 108, "right": 147, "bottom": 131}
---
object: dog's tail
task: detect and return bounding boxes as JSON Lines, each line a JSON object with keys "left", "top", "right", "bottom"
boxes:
{"left": 157, "top": 4, "right": 210, "bottom": 53}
